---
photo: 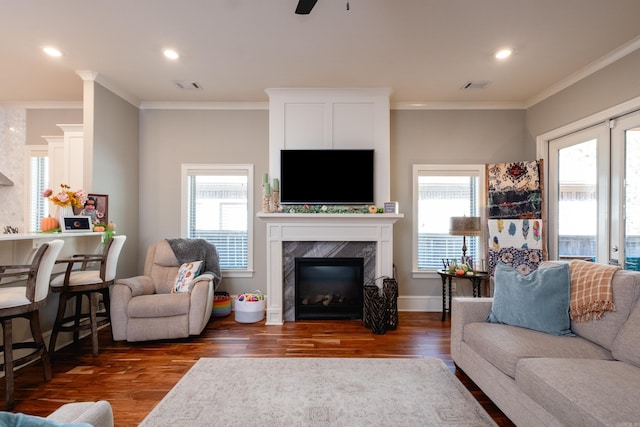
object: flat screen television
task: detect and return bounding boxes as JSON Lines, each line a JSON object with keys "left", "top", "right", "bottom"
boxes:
{"left": 280, "top": 149, "right": 374, "bottom": 205}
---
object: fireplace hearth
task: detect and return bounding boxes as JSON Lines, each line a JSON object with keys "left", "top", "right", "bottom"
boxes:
{"left": 295, "top": 257, "right": 364, "bottom": 320}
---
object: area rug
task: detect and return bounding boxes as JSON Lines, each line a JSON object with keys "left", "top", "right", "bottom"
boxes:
{"left": 140, "top": 358, "right": 497, "bottom": 426}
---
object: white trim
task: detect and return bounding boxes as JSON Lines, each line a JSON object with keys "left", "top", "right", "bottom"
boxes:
{"left": 411, "top": 164, "right": 487, "bottom": 276}
{"left": 536, "top": 94, "right": 640, "bottom": 157}
{"left": 393, "top": 101, "right": 525, "bottom": 110}
{"left": 0, "top": 101, "right": 82, "bottom": 109}
{"left": 526, "top": 35, "right": 640, "bottom": 108}
{"left": 140, "top": 101, "right": 269, "bottom": 110}
{"left": 76, "top": 70, "right": 141, "bottom": 108}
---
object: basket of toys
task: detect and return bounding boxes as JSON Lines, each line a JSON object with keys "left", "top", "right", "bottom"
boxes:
{"left": 235, "top": 291, "right": 265, "bottom": 323}
{"left": 213, "top": 291, "right": 232, "bottom": 317}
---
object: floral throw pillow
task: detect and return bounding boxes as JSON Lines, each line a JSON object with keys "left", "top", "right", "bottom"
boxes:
{"left": 172, "top": 260, "right": 203, "bottom": 293}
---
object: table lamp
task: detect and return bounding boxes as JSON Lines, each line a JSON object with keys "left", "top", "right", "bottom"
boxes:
{"left": 449, "top": 216, "right": 482, "bottom": 260}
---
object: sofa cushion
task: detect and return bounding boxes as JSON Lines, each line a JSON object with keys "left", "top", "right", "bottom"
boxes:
{"left": 128, "top": 293, "right": 190, "bottom": 318}
{"left": 516, "top": 358, "right": 640, "bottom": 427}
{"left": 488, "top": 262, "right": 572, "bottom": 336}
{"left": 463, "top": 322, "right": 612, "bottom": 378}
{"left": 612, "top": 302, "right": 640, "bottom": 367}
{"left": 541, "top": 262, "right": 640, "bottom": 349}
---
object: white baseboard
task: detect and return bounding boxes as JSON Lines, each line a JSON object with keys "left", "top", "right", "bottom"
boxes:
{"left": 397, "top": 295, "right": 443, "bottom": 312}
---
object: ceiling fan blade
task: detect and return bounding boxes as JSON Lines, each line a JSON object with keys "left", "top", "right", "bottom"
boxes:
{"left": 295, "top": 0, "right": 318, "bottom": 14}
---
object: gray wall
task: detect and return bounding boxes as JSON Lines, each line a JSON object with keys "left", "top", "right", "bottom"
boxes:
{"left": 525, "top": 48, "right": 640, "bottom": 158}
{"left": 25, "top": 109, "right": 82, "bottom": 146}
{"left": 139, "top": 109, "right": 269, "bottom": 295}
{"left": 137, "top": 108, "right": 525, "bottom": 301}
{"left": 86, "top": 82, "right": 140, "bottom": 278}
{"left": 391, "top": 109, "right": 525, "bottom": 301}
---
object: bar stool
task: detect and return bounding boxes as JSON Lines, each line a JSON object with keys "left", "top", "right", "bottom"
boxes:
{"left": 49, "top": 235, "right": 126, "bottom": 356}
{"left": 0, "top": 239, "right": 64, "bottom": 409}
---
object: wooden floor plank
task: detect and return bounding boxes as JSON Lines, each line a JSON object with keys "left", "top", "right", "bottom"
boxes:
{"left": 4, "top": 312, "right": 515, "bottom": 426}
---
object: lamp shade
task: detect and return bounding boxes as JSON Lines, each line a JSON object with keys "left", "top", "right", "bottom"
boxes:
{"left": 449, "top": 216, "right": 481, "bottom": 236}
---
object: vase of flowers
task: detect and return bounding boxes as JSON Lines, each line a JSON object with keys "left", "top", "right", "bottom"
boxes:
{"left": 43, "top": 184, "right": 87, "bottom": 226}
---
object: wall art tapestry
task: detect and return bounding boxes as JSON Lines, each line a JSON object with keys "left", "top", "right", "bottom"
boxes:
{"left": 486, "top": 160, "right": 545, "bottom": 277}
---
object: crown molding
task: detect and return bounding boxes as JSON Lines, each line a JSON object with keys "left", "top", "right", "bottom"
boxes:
{"left": 76, "top": 70, "right": 140, "bottom": 108}
{"left": 139, "top": 101, "right": 269, "bottom": 110}
{"left": 0, "top": 101, "right": 82, "bottom": 109}
{"left": 392, "top": 101, "right": 525, "bottom": 110}
{"left": 525, "top": 35, "right": 640, "bottom": 108}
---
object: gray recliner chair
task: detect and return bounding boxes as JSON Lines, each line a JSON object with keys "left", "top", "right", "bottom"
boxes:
{"left": 110, "top": 239, "right": 221, "bottom": 342}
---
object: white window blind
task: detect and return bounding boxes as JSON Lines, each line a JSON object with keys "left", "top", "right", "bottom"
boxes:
{"left": 28, "top": 151, "right": 49, "bottom": 232}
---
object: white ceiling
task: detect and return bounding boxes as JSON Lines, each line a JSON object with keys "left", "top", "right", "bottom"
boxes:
{"left": 2, "top": 0, "right": 640, "bottom": 107}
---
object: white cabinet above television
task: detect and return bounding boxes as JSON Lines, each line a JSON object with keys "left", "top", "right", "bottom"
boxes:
{"left": 266, "top": 88, "right": 391, "bottom": 205}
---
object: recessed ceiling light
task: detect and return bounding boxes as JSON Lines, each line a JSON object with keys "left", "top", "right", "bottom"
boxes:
{"left": 163, "top": 49, "right": 179, "bottom": 60}
{"left": 495, "top": 48, "right": 512, "bottom": 59}
{"left": 43, "top": 47, "right": 62, "bottom": 57}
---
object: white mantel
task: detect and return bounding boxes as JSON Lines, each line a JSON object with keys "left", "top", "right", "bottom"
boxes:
{"left": 257, "top": 213, "right": 402, "bottom": 325}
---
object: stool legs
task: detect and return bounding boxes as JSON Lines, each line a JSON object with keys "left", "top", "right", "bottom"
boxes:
{"left": 50, "top": 290, "right": 110, "bottom": 357}
{"left": 2, "top": 318, "right": 15, "bottom": 409}
{"left": 1, "top": 313, "right": 51, "bottom": 410}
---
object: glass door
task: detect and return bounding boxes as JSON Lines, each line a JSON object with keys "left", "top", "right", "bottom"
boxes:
{"left": 611, "top": 113, "right": 640, "bottom": 270}
{"left": 548, "top": 125, "right": 610, "bottom": 263}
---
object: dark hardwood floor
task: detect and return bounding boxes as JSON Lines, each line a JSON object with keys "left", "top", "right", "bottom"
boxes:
{"left": 5, "top": 312, "right": 515, "bottom": 426}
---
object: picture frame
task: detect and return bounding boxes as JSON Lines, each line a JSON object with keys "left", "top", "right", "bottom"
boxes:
{"left": 62, "top": 216, "right": 92, "bottom": 232}
{"left": 75, "top": 193, "right": 108, "bottom": 224}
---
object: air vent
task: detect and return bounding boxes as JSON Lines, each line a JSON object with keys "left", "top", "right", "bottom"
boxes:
{"left": 462, "top": 81, "right": 490, "bottom": 90}
{"left": 174, "top": 80, "right": 202, "bottom": 90}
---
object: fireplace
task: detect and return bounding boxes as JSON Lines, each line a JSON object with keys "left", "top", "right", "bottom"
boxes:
{"left": 257, "top": 213, "right": 402, "bottom": 325}
{"left": 295, "top": 257, "right": 364, "bottom": 320}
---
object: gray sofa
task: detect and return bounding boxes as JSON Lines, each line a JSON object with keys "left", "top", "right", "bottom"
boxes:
{"left": 451, "top": 266, "right": 640, "bottom": 427}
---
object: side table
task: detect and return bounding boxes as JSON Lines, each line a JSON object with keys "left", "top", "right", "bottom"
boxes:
{"left": 437, "top": 270, "right": 489, "bottom": 321}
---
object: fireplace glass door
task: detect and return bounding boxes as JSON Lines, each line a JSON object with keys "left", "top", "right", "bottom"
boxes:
{"left": 295, "top": 257, "right": 364, "bottom": 320}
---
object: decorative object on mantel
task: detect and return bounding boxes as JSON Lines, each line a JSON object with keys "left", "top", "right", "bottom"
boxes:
{"left": 283, "top": 204, "right": 377, "bottom": 214}
{"left": 384, "top": 201, "right": 399, "bottom": 213}
{"left": 261, "top": 172, "right": 272, "bottom": 212}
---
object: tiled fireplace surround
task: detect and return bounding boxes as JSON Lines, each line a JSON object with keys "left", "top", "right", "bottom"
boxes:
{"left": 257, "top": 213, "right": 402, "bottom": 325}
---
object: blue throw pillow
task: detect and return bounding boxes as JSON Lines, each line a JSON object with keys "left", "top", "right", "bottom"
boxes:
{"left": 487, "top": 262, "right": 573, "bottom": 336}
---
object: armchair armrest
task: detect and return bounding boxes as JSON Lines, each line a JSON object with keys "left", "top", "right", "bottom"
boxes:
{"left": 451, "top": 297, "right": 493, "bottom": 363}
{"left": 113, "top": 276, "right": 155, "bottom": 297}
{"left": 188, "top": 275, "right": 214, "bottom": 335}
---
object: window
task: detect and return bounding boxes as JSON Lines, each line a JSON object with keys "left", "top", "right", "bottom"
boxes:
{"left": 24, "top": 145, "right": 49, "bottom": 232}
{"left": 182, "top": 164, "right": 254, "bottom": 277}
{"left": 412, "top": 164, "right": 486, "bottom": 276}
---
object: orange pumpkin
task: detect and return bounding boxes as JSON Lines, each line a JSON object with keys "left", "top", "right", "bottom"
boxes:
{"left": 40, "top": 215, "right": 59, "bottom": 232}
{"left": 107, "top": 221, "right": 116, "bottom": 231}
{"left": 93, "top": 225, "right": 105, "bottom": 232}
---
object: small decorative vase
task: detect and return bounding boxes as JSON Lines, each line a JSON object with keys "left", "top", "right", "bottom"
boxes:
{"left": 56, "top": 205, "right": 74, "bottom": 227}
